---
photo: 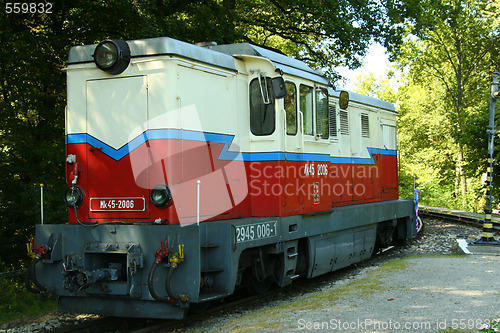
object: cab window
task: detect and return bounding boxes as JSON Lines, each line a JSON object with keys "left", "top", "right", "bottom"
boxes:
{"left": 250, "top": 78, "right": 275, "bottom": 135}
{"left": 300, "top": 85, "right": 314, "bottom": 135}
{"left": 315, "top": 87, "right": 329, "bottom": 139}
{"left": 285, "top": 82, "right": 297, "bottom": 135}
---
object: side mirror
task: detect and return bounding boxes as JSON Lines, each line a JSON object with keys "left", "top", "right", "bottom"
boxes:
{"left": 339, "top": 90, "right": 349, "bottom": 110}
{"left": 271, "top": 77, "right": 287, "bottom": 99}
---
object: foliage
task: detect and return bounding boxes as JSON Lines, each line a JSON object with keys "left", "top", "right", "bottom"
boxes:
{"left": 354, "top": 72, "right": 397, "bottom": 103}
{"left": 396, "top": 72, "right": 494, "bottom": 211}
{"left": 0, "top": 260, "right": 57, "bottom": 322}
{"left": 392, "top": 0, "right": 500, "bottom": 211}
{"left": 397, "top": 75, "right": 459, "bottom": 207}
{"left": 135, "top": 0, "right": 414, "bottom": 81}
{"left": 479, "top": 318, "right": 500, "bottom": 333}
{"left": 357, "top": 64, "right": 491, "bottom": 211}
{"left": 0, "top": 276, "right": 57, "bottom": 322}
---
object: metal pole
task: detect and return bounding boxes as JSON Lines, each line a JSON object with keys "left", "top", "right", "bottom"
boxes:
{"left": 40, "top": 183, "right": 44, "bottom": 225}
{"left": 476, "top": 71, "right": 500, "bottom": 244}
{"left": 196, "top": 180, "right": 201, "bottom": 226}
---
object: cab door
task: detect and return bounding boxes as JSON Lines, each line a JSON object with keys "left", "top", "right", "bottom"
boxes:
{"left": 282, "top": 81, "right": 303, "bottom": 214}
{"left": 381, "top": 122, "right": 399, "bottom": 198}
{"left": 86, "top": 76, "right": 150, "bottom": 220}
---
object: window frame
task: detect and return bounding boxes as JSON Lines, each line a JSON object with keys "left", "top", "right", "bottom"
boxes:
{"left": 249, "top": 77, "right": 276, "bottom": 136}
{"left": 299, "top": 84, "right": 314, "bottom": 136}
{"left": 284, "top": 81, "right": 298, "bottom": 136}
{"left": 315, "top": 87, "right": 329, "bottom": 139}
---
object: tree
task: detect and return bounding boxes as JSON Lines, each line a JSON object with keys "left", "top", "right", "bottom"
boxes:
{"left": 398, "top": 75, "right": 464, "bottom": 207}
{"left": 353, "top": 72, "right": 397, "bottom": 103}
{"left": 0, "top": 0, "right": 417, "bottom": 267}
{"left": 394, "top": 0, "right": 500, "bottom": 208}
{"left": 139, "top": 0, "right": 413, "bottom": 81}
{"left": 0, "top": 0, "right": 158, "bottom": 266}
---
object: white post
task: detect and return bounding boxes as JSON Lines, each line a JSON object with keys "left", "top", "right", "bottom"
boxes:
{"left": 40, "top": 184, "right": 44, "bottom": 225}
{"left": 196, "top": 180, "right": 201, "bottom": 226}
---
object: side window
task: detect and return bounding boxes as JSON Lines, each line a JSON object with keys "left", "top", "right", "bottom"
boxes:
{"left": 285, "top": 82, "right": 297, "bottom": 135}
{"left": 315, "top": 87, "right": 329, "bottom": 139}
{"left": 300, "top": 85, "right": 314, "bottom": 135}
{"left": 250, "top": 78, "right": 275, "bottom": 135}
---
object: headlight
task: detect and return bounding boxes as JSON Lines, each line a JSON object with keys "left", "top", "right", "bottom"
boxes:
{"left": 150, "top": 184, "right": 172, "bottom": 208}
{"left": 63, "top": 185, "right": 84, "bottom": 208}
{"left": 93, "top": 39, "right": 130, "bottom": 75}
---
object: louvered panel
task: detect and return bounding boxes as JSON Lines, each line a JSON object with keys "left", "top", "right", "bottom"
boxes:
{"left": 328, "top": 104, "right": 337, "bottom": 137}
{"left": 361, "top": 113, "right": 370, "bottom": 138}
{"left": 340, "top": 110, "right": 349, "bottom": 135}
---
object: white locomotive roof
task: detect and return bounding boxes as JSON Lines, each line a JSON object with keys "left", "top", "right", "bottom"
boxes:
{"left": 329, "top": 88, "right": 396, "bottom": 113}
{"left": 67, "top": 37, "right": 238, "bottom": 72}
{"left": 67, "top": 37, "right": 392, "bottom": 112}
{"left": 208, "top": 43, "right": 330, "bottom": 86}
{"left": 67, "top": 37, "right": 330, "bottom": 85}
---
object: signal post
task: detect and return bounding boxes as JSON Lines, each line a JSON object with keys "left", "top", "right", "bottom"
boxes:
{"left": 474, "top": 71, "right": 500, "bottom": 245}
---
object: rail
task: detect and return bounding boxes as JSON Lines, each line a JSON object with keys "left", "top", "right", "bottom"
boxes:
{"left": 0, "top": 269, "right": 25, "bottom": 279}
{"left": 419, "top": 205, "right": 500, "bottom": 231}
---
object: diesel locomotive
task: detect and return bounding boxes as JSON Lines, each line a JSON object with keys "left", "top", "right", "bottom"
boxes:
{"left": 26, "top": 37, "right": 417, "bottom": 319}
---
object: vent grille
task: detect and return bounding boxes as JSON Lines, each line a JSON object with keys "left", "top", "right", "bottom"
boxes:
{"left": 329, "top": 104, "right": 337, "bottom": 137}
{"left": 361, "top": 113, "right": 370, "bottom": 138}
{"left": 339, "top": 110, "right": 349, "bottom": 135}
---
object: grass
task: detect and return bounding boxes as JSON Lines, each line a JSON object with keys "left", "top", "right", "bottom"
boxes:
{"left": 0, "top": 276, "right": 57, "bottom": 323}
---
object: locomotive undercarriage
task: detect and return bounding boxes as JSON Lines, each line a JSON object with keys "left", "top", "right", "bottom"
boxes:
{"left": 29, "top": 199, "right": 415, "bottom": 319}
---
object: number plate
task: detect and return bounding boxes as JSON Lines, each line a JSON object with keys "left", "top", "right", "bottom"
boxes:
{"left": 235, "top": 221, "right": 278, "bottom": 243}
{"left": 90, "top": 197, "right": 145, "bottom": 212}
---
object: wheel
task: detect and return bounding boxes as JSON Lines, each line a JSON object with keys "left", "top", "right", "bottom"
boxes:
{"left": 245, "top": 274, "right": 272, "bottom": 295}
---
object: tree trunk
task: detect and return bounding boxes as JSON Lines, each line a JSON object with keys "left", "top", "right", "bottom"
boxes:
{"left": 457, "top": 143, "right": 467, "bottom": 207}
{"left": 455, "top": 33, "right": 467, "bottom": 207}
{"left": 222, "top": 0, "right": 236, "bottom": 44}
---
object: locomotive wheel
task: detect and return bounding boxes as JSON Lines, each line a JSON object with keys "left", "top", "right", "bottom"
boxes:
{"left": 245, "top": 274, "right": 272, "bottom": 295}
{"left": 242, "top": 251, "right": 273, "bottom": 294}
{"left": 244, "top": 264, "right": 272, "bottom": 294}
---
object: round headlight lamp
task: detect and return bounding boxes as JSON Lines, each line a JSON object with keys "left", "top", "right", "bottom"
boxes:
{"left": 93, "top": 39, "right": 130, "bottom": 74}
{"left": 63, "top": 185, "right": 84, "bottom": 208}
{"left": 150, "top": 184, "right": 172, "bottom": 208}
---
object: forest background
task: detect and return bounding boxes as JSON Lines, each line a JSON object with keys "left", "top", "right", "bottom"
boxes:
{"left": 1, "top": 0, "right": 500, "bottom": 269}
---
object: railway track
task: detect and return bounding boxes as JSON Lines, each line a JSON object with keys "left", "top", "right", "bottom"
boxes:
{"left": 24, "top": 207, "right": 496, "bottom": 333}
{"left": 419, "top": 205, "right": 500, "bottom": 232}
{"left": 50, "top": 289, "right": 299, "bottom": 333}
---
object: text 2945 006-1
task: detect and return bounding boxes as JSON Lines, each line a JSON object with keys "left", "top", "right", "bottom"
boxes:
{"left": 235, "top": 221, "right": 277, "bottom": 243}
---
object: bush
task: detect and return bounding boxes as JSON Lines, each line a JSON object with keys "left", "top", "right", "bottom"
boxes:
{"left": 0, "top": 272, "right": 57, "bottom": 322}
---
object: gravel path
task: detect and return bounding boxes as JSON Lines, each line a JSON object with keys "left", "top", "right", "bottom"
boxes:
{"left": 213, "top": 255, "right": 500, "bottom": 333}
